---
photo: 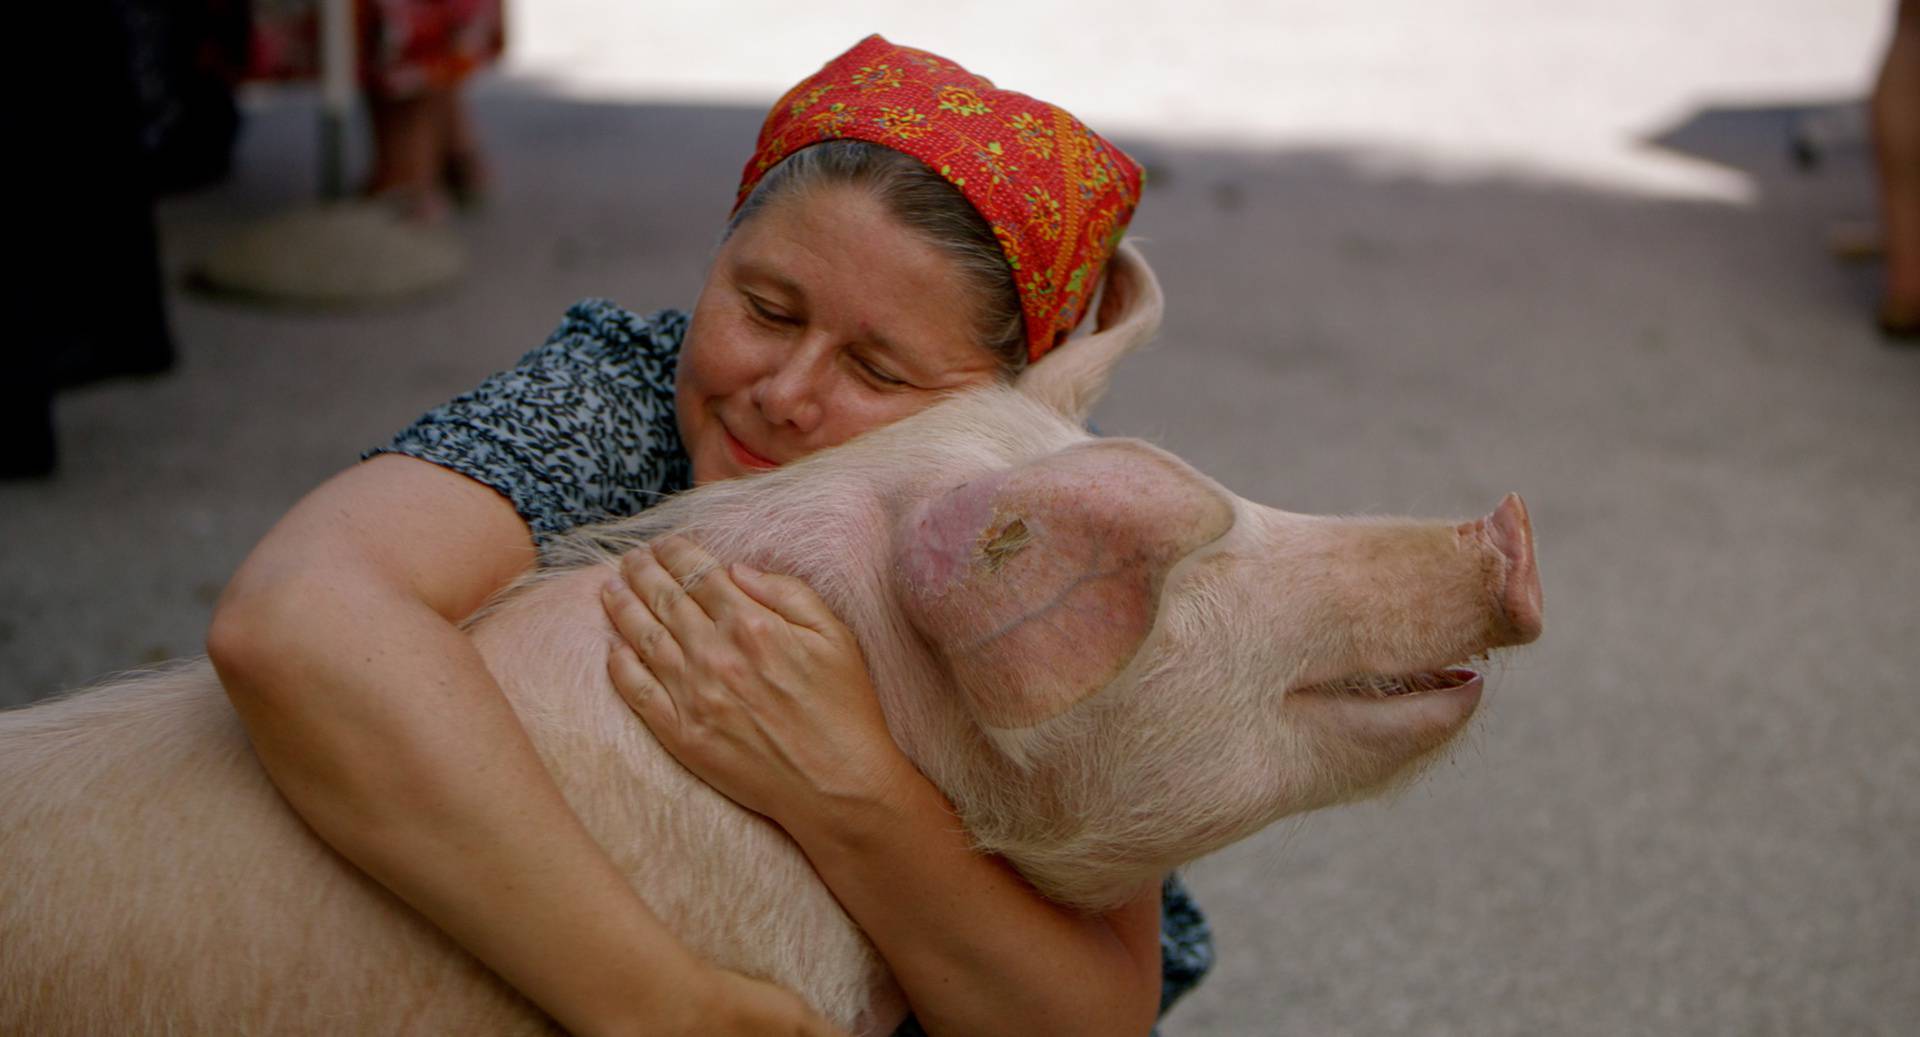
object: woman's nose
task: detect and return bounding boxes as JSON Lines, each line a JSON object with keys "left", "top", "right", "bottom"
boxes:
{"left": 749, "top": 340, "right": 828, "bottom": 434}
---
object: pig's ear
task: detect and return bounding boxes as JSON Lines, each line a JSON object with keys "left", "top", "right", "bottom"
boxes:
{"left": 894, "top": 440, "right": 1236, "bottom": 732}
{"left": 1015, "top": 240, "right": 1163, "bottom": 423}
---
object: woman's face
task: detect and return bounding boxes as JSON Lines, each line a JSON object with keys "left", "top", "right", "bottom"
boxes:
{"left": 677, "top": 184, "right": 1003, "bottom": 486}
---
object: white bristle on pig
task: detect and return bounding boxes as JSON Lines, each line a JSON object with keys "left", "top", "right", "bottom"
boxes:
{"left": 0, "top": 244, "right": 1540, "bottom": 1034}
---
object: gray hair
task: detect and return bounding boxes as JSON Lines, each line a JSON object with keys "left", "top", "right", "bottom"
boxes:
{"left": 724, "top": 140, "right": 1028, "bottom": 376}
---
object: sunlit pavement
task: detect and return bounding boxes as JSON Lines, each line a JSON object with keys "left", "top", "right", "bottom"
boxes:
{"left": 4, "top": 4, "right": 1917, "bottom": 1034}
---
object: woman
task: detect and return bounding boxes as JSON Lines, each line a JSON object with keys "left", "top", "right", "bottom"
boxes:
{"left": 209, "top": 36, "right": 1208, "bottom": 1036}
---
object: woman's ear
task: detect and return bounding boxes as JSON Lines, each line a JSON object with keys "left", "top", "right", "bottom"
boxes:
{"left": 1015, "top": 241, "right": 1164, "bottom": 424}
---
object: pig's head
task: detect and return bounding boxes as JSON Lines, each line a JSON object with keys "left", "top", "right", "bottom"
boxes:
{"left": 888, "top": 437, "right": 1543, "bottom": 911}
{"left": 567, "top": 242, "right": 1543, "bottom": 913}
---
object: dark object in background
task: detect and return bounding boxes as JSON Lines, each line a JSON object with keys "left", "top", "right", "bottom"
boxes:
{"left": 4, "top": 2, "right": 243, "bottom": 478}
{"left": 25, "top": 0, "right": 176, "bottom": 413}
{"left": 0, "top": 354, "right": 57, "bottom": 480}
{"left": 123, "top": 0, "right": 251, "bottom": 195}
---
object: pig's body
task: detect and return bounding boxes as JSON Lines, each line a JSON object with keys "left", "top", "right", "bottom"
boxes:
{"left": 0, "top": 391, "right": 1098, "bottom": 1035}
{"left": 0, "top": 623, "right": 890, "bottom": 1036}
{"left": 0, "top": 246, "right": 1543, "bottom": 1034}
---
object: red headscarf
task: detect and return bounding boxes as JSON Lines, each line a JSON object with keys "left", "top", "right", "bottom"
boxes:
{"left": 736, "top": 35, "right": 1145, "bottom": 363}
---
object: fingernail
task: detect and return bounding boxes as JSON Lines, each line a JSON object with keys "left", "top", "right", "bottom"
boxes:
{"left": 730, "top": 562, "right": 759, "bottom": 580}
{"left": 603, "top": 577, "right": 624, "bottom": 597}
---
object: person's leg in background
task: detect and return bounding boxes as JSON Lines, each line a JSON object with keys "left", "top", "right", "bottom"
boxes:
{"left": 364, "top": 86, "right": 451, "bottom": 219}
{"left": 360, "top": 0, "right": 501, "bottom": 221}
{"left": 1873, "top": 0, "right": 1920, "bottom": 336}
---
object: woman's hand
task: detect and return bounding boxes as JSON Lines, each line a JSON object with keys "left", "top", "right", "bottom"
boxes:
{"left": 675, "top": 966, "right": 850, "bottom": 1037}
{"left": 602, "top": 535, "right": 1162, "bottom": 1037}
{"left": 600, "top": 536, "right": 911, "bottom": 826}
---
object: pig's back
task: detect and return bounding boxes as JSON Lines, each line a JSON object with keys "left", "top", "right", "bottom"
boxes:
{"left": 0, "top": 585, "right": 895, "bottom": 1034}
{"left": 0, "top": 660, "right": 554, "bottom": 1035}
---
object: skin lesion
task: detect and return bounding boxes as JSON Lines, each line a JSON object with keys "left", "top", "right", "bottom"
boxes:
{"left": 977, "top": 516, "right": 1034, "bottom": 573}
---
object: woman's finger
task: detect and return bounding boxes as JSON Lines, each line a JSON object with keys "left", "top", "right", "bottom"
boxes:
{"left": 701, "top": 967, "right": 851, "bottom": 1037}
{"left": 729, "top": 564, "right": 844, "bottom": 637}
{"left": 606, "top": 643, "right": 681, "bottom": 737}
{"left": 620, "top": 543, "right": 711, "bottom": 630}
{"left": 601, "top": 571, "right": 688, "bottom": 679}
{"left": 650, "top": 535, "right": 756, "bottom": 621}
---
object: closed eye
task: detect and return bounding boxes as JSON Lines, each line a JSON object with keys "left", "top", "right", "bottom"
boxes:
{"left": 856, "top": 355, "right": 909, "bottom": 387}
{"left": 744, "top": 294, "right": 798, "bottom": 326}
{"left": 742, "top": 289, "right": 917, "bottom": 389}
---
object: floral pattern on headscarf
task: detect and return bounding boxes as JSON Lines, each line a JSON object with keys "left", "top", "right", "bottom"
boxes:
{"left": 737, "top": 35, "right": 1146, "bottom": 363}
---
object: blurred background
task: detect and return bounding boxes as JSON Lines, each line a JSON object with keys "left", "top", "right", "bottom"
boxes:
{"left": 4, "top": 1, "right": 1917, "bottom": 1033}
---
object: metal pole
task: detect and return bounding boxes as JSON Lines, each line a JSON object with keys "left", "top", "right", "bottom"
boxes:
{"left": 318, "top": 0, "right": 355, "bottom": 199}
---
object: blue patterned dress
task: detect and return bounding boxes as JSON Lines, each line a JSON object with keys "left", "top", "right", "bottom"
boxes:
{"left": 371, "top": 299, "right": 1214, "bottom": 1032}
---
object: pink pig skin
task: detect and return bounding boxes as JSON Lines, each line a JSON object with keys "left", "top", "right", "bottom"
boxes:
{"left": 897, "top": 441, "right": 1236, "bottom": 728}
{"left": 0, "top": 244, "right": 1543, "bottom": 1035}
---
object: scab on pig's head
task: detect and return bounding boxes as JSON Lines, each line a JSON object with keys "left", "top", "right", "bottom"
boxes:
{"left": 889, "top": 436, "right": 1543, "bottom": 911}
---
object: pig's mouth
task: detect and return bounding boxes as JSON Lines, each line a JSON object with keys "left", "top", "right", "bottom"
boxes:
{"left": 1294, "top": 666, "right": 1481, "bottom": 699}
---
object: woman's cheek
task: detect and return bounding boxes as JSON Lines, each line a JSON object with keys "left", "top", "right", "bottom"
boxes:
{"left": 692, "top": 320, "right": 757, "bottom": 396}
{"left": 728, "top": 316, "right": 797, "bottom": 386}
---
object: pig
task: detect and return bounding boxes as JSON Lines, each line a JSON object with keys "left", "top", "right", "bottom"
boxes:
{"left": 0, "top": 243, "right": 1542, "bottom": 1035}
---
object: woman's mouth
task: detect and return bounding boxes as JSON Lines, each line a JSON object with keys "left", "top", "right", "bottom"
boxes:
{"left": 723, "top": 425, "right": 780, "bottom": 470}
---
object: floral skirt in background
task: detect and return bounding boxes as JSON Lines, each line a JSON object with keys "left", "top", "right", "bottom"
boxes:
{"left": 248, "top": 0, "right": 503, "bottom": 97}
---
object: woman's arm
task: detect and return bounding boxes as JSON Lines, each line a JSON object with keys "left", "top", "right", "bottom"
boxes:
{"left": 605, "top": 537, "right": 1165, "bottom": 1037}
{"left": 208, "top": 454, "right": 842, "bottom": 1037}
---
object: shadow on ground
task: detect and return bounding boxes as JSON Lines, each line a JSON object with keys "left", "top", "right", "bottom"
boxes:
{"left": 3, "top": 81, "right": 1916, "bottom": 1036}
{"left": 1645, "top": 96, "right": 1869, "bottom": 185}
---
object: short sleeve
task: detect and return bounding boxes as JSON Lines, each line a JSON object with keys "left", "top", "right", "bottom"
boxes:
{"left": 1157, "top": 873, "right": 1215, "bottom": 1014}
{"left": 366, "top": 300, "right": 694, "bottom": 543}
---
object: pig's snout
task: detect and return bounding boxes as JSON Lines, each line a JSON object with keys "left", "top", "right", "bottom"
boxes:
{"left": 1274, "top": 491, "right": 1547, "bottom": 697}
{"left": 1257, "top": 493, "right": 1546, "bottom": 794}
{"left": 1460, "top": 492, "right": 1543, "bottom": 648}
